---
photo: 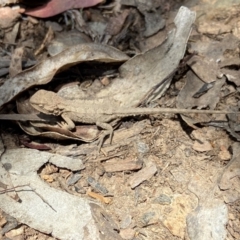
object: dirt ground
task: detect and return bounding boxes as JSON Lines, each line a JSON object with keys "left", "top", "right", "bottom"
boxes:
{"left": 0, "top": 0, "right": 240, "bottom": 239}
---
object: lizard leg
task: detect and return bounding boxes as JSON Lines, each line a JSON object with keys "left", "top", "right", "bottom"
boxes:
{"left": 59, "top": 113, "right": 75, "bottom": 131}
{"left": 96, "top": 121, "right": 113, "bottom": 151}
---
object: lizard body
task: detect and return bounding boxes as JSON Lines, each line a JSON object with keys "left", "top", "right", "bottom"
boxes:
{"left": 29, "top": 90, "right": 239, "bottom": 148}
{"left": 30, "top": 90, "right": 237, "bottom": 126}
{"left": 30, "top": 90, "right": 123, "bottom": 129}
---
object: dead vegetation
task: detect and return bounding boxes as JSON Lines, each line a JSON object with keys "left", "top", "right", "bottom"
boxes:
{"left": 0, "top": 0, "right": 240, "bottom": 239}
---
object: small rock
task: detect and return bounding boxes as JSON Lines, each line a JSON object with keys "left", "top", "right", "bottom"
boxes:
{"left": 141, "top": 212, "right": 155, "bottom": 225}
{"left": 119, "top": 228, "right": 136, "bottom": 240}
{"left": 187, "top": 202, "right": 228, "bottom": 240}
{"left": 120, "top": 215, "right": 132, "bottom": 229}
{"left": 137, "top": 141, "right": 149, "bottom": 154}
{"left": 192, "top": 141, "right": 213, "bottom": 152}
{"left": 218, "top": 146, "right": 231, "bottom": 160}
{"left": 152, "top": 194, "right": 172, "bottom": 205}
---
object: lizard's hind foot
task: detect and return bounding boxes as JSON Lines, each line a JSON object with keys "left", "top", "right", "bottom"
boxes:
{"left": 95, "top": 121, "right": 114, "bottom": 152}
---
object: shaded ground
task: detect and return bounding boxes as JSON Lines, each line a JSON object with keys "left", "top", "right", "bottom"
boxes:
{"left": 0, "top": 0, "right": 240, "bottom": 239}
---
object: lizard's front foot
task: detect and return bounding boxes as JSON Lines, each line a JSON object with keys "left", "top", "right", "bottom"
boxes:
{"left": 59, "top": 114, "right": 76, "bottom": 131}
{"left": 57, "top": 121, "right": 75, "bottom": 131}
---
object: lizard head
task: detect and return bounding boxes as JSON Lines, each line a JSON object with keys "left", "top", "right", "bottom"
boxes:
{"left": 30, "top": 90, "right": 63, "bottom": 116}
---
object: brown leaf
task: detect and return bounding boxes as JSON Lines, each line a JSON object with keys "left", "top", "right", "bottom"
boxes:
{"left": 24, "top": 0, "right": 104, "bottom": 18}
{"left": 0, "top": 7, "right": 20, "bottom": 29}
{"left": 0, "top": 43, "right": 129, "bottom": 107}
{"left": 9, "top": 47, "right": 24, "bottom": 77}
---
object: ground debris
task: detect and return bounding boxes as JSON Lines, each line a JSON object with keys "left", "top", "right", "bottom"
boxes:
{"left": 0, "top": 1, "right": 240, "bottom": 239}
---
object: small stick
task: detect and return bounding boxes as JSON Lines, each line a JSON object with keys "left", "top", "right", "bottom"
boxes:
{"left": 0, "top": 114, "right": 58, "bottom": 122}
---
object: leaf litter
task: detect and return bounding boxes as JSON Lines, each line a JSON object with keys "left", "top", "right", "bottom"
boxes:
{"left": 0, "top": 1, "right": 240, "bottom": 239}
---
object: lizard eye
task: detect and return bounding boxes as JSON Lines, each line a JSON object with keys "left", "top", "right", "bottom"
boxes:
{"left": 53, "top": 109, "right": 61, "bottom": 115}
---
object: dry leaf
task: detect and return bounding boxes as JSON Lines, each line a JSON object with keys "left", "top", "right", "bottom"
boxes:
{"left": 0, "top": 7, "right": 20, "bottom": 29}
{"left": 9, "top": 47, "right": 24, "bottom": 77}
{"left": 0, "top": 43, "right": 129, "bottom": 107}
{"left": 24, "top": 0, "right": 104, "bottom": 18}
